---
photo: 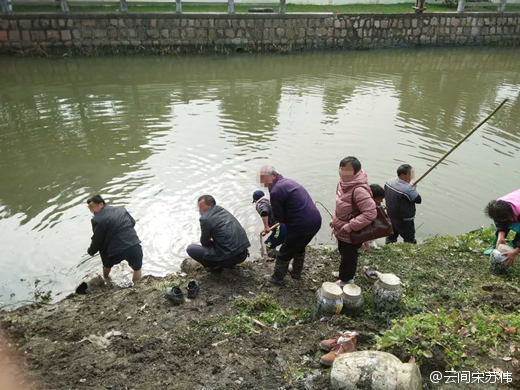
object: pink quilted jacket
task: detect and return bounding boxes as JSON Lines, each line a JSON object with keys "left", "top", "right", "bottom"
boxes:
{"left": 331, "top": 170, "right": 377, "bottom": 243}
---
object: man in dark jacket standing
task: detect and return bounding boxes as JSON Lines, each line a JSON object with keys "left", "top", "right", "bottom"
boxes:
{"left": 186, "top": 195, "right": 250, "bottom": 271}
{"left": 259, "top": 166, "right": 322, "bottom": 285}
{"left": 384, "top": 164, "right": 422, "bottom": 244}
{"left": 87, "top": 195, "right": 142, "bottom": 282}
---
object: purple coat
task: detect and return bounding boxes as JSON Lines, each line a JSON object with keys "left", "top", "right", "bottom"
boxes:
{"left": 269, "top": 175, "right": 322, "bottom": 235}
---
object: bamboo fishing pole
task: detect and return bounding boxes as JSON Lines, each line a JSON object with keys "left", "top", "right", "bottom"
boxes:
{"left": 259, "top": 223, "right": 281, "bottom": 257}
{"left": 413, "top": 98, "right": 508, "bottom": 186}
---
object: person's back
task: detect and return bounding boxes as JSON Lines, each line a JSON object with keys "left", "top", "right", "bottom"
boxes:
{"left": 187, "top": 195, "right": 250, "bottom": 271}
{"left": 87, "top": 195, "right": 142, "bottom": 282}
{"left": 90, "top": 204, "right": 140, "bottom": 258}
{"left": 200, "top": 205, "right": 250, "bottom": 260}
{"left": 384, "top": 164, "right": 421, "bottom": 244}
{"left": 384, "top": 177, "right": 420, "bottom": 220}
{"left": 255, "top": 196, "right": 276, "bottom": 227}
{"left": 270, "top": 176, "right": 321, "bottom": 233}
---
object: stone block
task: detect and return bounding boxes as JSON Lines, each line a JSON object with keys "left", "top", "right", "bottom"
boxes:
{"left": 46, "top": 30, "right": 59, "bottom": 41}
{"left": 107, "top": 26, "right": 118, "bottom": 39}
{"left": 8, "top": 29, "right": 20, "bottom": 42}
{"left": 9, "top": 20, "right": 17, "bottom": 29}
{"left": 60, "top": 30, "right": 71, "bottom": 41}
{"left": 94, "top": 29, "right": 107, "bottom": 39}
{"left": 412, "top": 19, "right": 418, "bottom": 28}
{"left": 20, "top": 30, "right": 30, "bottom": 41}
{"left": 19, "top": 19, "right": 31, "bottom": 30}
{"left": 0, "top": 30, "right": 7, "bottom": 41}
{"left": 28, "top": 30, "right": 43, "bottom": 41}
{"left": 58, "top": 19, "right": 66, "bottom": 27}
{"left": 225, "top": 28, "right": 234, "bottom": 38}
{"left": 0, "top": 19, "right": 9, "bottom": 30}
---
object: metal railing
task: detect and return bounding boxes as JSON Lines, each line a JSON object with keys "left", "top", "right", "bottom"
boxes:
{"left": 457, "top": 0, "right": 520, "bottom": 12}
{"left": 3, "top": 0, "right": 520, "bottom": 14}
{"left": 1, "top": 0, "right": 287, "bottom": 13}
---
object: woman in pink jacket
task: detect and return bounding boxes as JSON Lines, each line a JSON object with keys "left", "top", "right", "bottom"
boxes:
{"left": 330, "top": 157, "right": 377, "bottom": 286}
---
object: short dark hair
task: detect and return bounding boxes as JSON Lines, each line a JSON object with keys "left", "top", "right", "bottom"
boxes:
{"left": 485, "top": 200, "right": 513, "bottom": 222}
{"left": 87, "top": 195, "right": 105, "bottom": 205}
{"left": 370, "top": 184, "right": 385, "bottom": 199}
{"left": 397, "top": 164, "right": 412, "bottom": 177}
{"left": 339, "top": 156, "right": 361, "bottom": 174}
{"left": 198, "top": 195, "right": 216, "bottom": 207}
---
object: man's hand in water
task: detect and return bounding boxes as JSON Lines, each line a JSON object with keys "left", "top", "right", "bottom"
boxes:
{"left": 501, "top": 248, "right": 520, "bottom": 266}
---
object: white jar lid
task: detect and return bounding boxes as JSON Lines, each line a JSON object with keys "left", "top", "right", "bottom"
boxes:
{"left": 320, "top": 282, "right": 343, "bottom": 299}
{"left": 378, "top": 273, "right": 401, "bottom": 287}
{"left": 343, "top": 283, "right": 362, "bottom": 297}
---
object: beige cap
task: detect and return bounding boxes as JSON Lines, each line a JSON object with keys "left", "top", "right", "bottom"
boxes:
{"left": 320, "top": 282, "right": 343, "bottom": 299}
{"left": 343, "top": 283, "right": 362, "bottom": 297}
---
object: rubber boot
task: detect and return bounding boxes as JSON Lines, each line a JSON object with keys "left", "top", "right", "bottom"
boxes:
{"left": 289, "top": 252, "right": 305, "bottom": 280}
{"left": 269, "top": 256, "right": 290, "bottom": 286}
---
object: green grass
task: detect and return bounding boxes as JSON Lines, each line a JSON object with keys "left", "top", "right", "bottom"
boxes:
{"left": 376, "top": 309, "right": 520, "bottom": 368}
{"left": 200, "top": 293, "right": 311, "bottom": 336}
{"left": 12, "top": 3, "right": 463, "bottom": 14}
{"left": 361, "top": 227, "right": 520, "bottom": 370}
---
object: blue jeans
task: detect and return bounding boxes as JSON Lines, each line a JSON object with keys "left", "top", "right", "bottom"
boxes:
{"left": 264, "top": 224, "right": 287, "bottom": 249}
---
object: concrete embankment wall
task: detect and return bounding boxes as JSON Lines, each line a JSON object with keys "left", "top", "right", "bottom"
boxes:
{"left": 1, "top": 12, "right": 519, "bottom": 54}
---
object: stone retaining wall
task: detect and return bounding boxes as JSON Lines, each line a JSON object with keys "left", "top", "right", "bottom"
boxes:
{"left": 1, "top": 13, "right": 519, "bottom": 54}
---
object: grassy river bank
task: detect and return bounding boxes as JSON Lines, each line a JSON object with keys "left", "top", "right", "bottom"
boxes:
{"left": 1, "top": 227, "right": 520, "bottom": 389}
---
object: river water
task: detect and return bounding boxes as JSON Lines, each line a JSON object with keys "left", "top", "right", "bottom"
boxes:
{"left": 1, "top": 47, "right": 519, "bottom": 306}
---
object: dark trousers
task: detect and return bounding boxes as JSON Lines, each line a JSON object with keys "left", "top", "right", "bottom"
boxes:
{"left": 338, "top": 240, "right": 362, "bottom": 282}
{"left": 386, "top": 218, "right": 417, "bottom": 244}
{"left": 186, "top": 244, "right": 248, "bottom": 269}
{"left": 271, "top": 228, "right": 320, "bottom": 281}
{"left": 264, "top": 224, "right": 287, "bottom": 249}
{"left": 101, "top": 244, "right": 143, "bottom": 271}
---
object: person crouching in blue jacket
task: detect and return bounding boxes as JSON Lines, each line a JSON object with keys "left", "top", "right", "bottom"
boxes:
{"left": 252, "top": 190, "right": 287, "bottom": 258}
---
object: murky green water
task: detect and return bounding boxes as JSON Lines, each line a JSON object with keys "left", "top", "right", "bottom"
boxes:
{"left": 1, "top": 48, "right": 519, "bottom": 306}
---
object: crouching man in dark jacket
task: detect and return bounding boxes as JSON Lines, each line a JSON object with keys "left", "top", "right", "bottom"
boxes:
{"left": 186, "top": 195, "right": 250, "bottom": 272}
{"left": 87, "top": 195, "right": 143, "bottom": 282}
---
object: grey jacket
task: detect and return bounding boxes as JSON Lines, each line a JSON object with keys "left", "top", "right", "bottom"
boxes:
{"left": 384, "top": 178, "right": 422, "bottom": 220}
{"left": 199, "top": 205, "right": 250, "bottom": 261}
{"left": 87, "top": 205, "right": 141, "bottom": 258}
{"left": 255, "top": 196, "right": 276, "bottom": 226}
